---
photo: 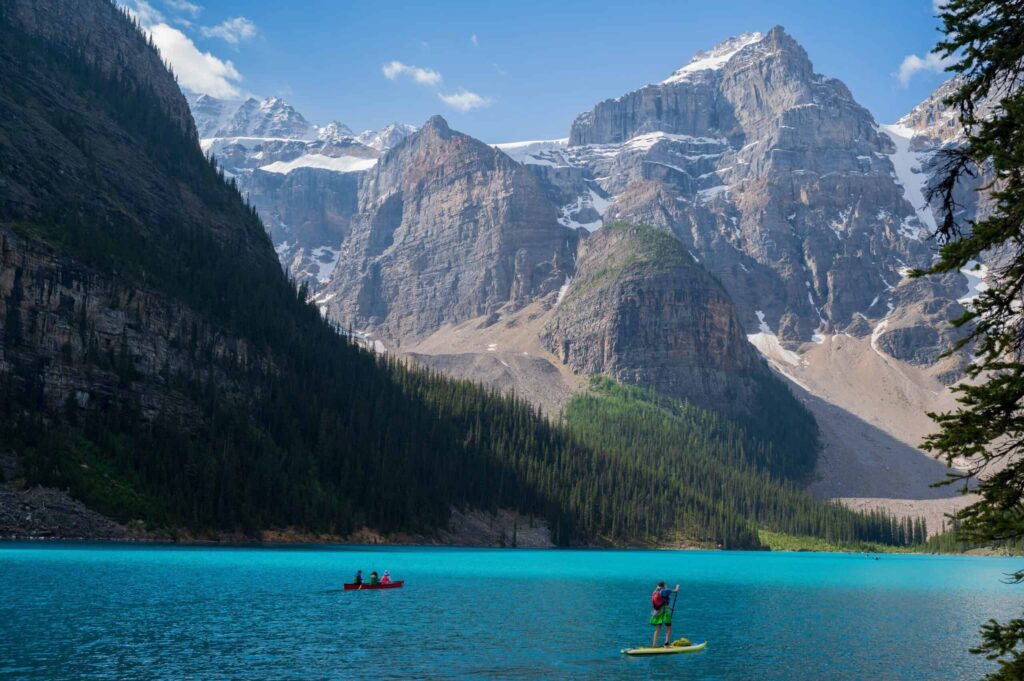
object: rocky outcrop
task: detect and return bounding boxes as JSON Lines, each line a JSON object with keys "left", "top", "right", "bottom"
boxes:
{"left": 322, "top": 116, "right": 578, "bottom": 341}
{"left": 244, "top": 168, "right": 361, "bottom": 284}
{"left": 0, "top": 229, "right": 259, "bottom": 423}
{"left": 0, "top": 484, "right": 135, "bottom": 539}
{"left": 557, "top": 27, "right": 935, "bottom": 346}
{"left": 896, "top": 78, "right": 966, "bottom": 150}
{"left": 541, "top": 224, "right": 766, "bottom": 411}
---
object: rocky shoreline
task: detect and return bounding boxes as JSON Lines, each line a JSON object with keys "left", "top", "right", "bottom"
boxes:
{"left": 0, "top": 484, "right": 144, "bottom": 541}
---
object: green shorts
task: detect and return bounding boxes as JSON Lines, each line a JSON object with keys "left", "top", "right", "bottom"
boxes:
{"left": 649, "top": 608, "right": 672, "bottom": 626}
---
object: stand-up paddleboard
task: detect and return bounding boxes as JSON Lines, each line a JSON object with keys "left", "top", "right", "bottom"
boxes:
{"left": 621, "top": 641, "right": 707, "bottom": 655}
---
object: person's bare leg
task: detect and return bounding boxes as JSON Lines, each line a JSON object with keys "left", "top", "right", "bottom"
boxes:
{"left": 652, "top": 624, "right": 661, "bottom": 648}
{"left": 664, "top": 624, "right": 672, "bottom": 645}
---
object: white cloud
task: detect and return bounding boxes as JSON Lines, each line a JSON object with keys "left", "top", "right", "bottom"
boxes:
{"left": 149, "top": 23, "right": 244, "bottom": 97}
{"left": 382, "top": 61, "right": 442, "bottom": 86}
{"left": 470, "top": 34, "right": 478, "bottom": 47}
{"left": 438, "top": 89, "right": 491, "bottom": 111}
{"left": 932, "top": 0, "right": 946, "bottom": 13}
{"left": 200, "top": 17, "right": 257, "bottom": 45}
{"left": 121, "top": 1, "right": 245, "bottom": 97}
{"left": 165, "top": 0, "right": 201, "bottom": 16}
{"left": 896, "top": 51, "right": 956, "bottom": 86}
{"left": 125, "top": 0, "right": 165, "bottom": 26}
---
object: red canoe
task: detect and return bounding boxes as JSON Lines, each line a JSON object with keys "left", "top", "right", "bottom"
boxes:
{"left": 343, "top": 581, "right": 404, "bottom": 591}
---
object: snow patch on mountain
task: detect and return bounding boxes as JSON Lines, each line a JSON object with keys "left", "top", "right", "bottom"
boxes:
{"left": 697, "top": 185, "right": 729, "bottom": 203}
{"left": 557, "top": 276, "right": 572, "bottom": 304}
{"left": 494, "top": 139, "right": 570, "bottom": 166}
{"left": 588, "top": 188, "right": 613, "bottom": 215}
{"left": 958, "top": 260, "right": 990, "bottom": 305}
{"left": 747, "top": 310, "right": 803, "bottom": 367}
{"left": 200, "top": 136, "right": 303, "bottom": 154}
{"left": 878, "top": 123, "right": 935, "bottom": 236}
{"left": 310, "top": 246, "right": 341, "bottom": 283}
{"left": 623, "top": 131, "right": 728, "bottom": 151}
{"left": 662, "top": 32, "right": 764, "bottom": 85}
{"left": 557, "top": 188, "right": 612, "bottom": 231}
{"left": 260, "top": 154, "right": 379, "bottom": 174}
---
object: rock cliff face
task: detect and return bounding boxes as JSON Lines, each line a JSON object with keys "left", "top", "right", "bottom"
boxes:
{"left": 562, "top": 27, "right": 933, "bottom": 344}
{"left": 541, "top": 224, "right": 766, "bottom": 411}
{"left": 0, "top": 230, "right": 256, "bottom": 425}
{"left": 321, "top": 116, "right": 578, "bottom": 342}
{"left": 245, "top": 169, "right": 362, "bottom": 285}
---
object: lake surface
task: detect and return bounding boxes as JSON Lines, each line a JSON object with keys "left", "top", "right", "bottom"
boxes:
{"left": 1, "top": 544, "right": 1021, "bottom": 679}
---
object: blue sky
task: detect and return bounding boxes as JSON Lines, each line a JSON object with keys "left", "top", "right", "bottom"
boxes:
{"left": 127, "top": 0, "right": 954, "bottom": 142}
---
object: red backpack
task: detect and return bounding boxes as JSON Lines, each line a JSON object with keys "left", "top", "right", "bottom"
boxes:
{"left": 651, "top": 590, "right": 667, "bottom": 609}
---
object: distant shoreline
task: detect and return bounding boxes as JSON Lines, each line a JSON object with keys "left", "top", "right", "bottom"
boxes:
{"left": 1, "top": 536, "right": 1016, "bottom": 558}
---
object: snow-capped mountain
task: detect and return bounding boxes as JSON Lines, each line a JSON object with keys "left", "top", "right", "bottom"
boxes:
{"left": 502, "top": 27, "right": 938, "bottom": 353}
{"left": 357, "top": 123, "right": 418, "bottom": 151}
{"left": 188, "top": 94, "right": 318, "bottom": 140}
{"left": 184, "top": 92, "right": 416, "bottom": 289}
{"left": 318, "top": 120, "right": 356, "bottom": 142}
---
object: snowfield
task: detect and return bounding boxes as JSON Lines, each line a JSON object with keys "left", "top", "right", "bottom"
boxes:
{"left": 260, "top": 154, "right": 378, "bottom": 174}
{"left": 878, "top": 123, "right": 935, "bottom": 236}
{"left": 662, "top": 32, "right": 764, "bottom": 84}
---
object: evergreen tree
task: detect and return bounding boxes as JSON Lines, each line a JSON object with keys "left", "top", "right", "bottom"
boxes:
{"left": 919, "top": 1, "right": 1024, "bottom": 677}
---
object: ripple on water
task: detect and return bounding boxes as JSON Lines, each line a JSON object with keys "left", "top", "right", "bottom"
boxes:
{"left": 0, "top": 544, "right": 1021, "bottom": 680}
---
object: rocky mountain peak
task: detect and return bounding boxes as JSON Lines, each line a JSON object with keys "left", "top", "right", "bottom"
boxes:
{"left": 188, "top": 94, "right": 319, "bottom": 140}
{"left": 893, "top": 77, "right": 971, "bottom": 151}
{"left": 662, "top": 31, "right": 764, "bottom": 84}
{"left": 318, "top": 120, "right": 356, "bottom": 142}
{"left": 357, "top": 123, "right": 418, "bottom": 151}
{"left": 422, "top": 114, "right": 453, "bottom": 137}
{"left": 320, "top": 115, "right": 577, "bottom": 341}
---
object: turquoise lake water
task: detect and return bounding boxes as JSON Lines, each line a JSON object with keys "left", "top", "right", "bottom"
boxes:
{"left": 1, "top": 544, "right": 1022, "bottom": 679}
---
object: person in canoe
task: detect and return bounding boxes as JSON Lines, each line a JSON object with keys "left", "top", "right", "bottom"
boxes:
{"left": 352, "top": 570, "right": 363, "bottom": 586}
{"left": 650, "top": 581, "right": 680, "bottom": 647}
{"left": 368, "top": 570, "right": 380, "bottom": 585}
{"left": 380, "top": 570, "right": 392, "bottom": 585}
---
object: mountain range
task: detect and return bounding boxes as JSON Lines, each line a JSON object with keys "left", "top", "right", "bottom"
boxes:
{"left": 0, "top": 0, "right": 984, "bottom": 544}
{"left": 187, "top": 26, "right": 986, "bottom": 529}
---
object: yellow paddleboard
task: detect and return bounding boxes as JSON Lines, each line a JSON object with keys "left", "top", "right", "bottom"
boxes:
{"left": 621, "top": 641, "right": 707, "bottom": 655}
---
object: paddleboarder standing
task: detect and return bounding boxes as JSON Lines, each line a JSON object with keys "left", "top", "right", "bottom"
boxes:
{"left": 650, "top": 581, "right": 680, "bottom": 647}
